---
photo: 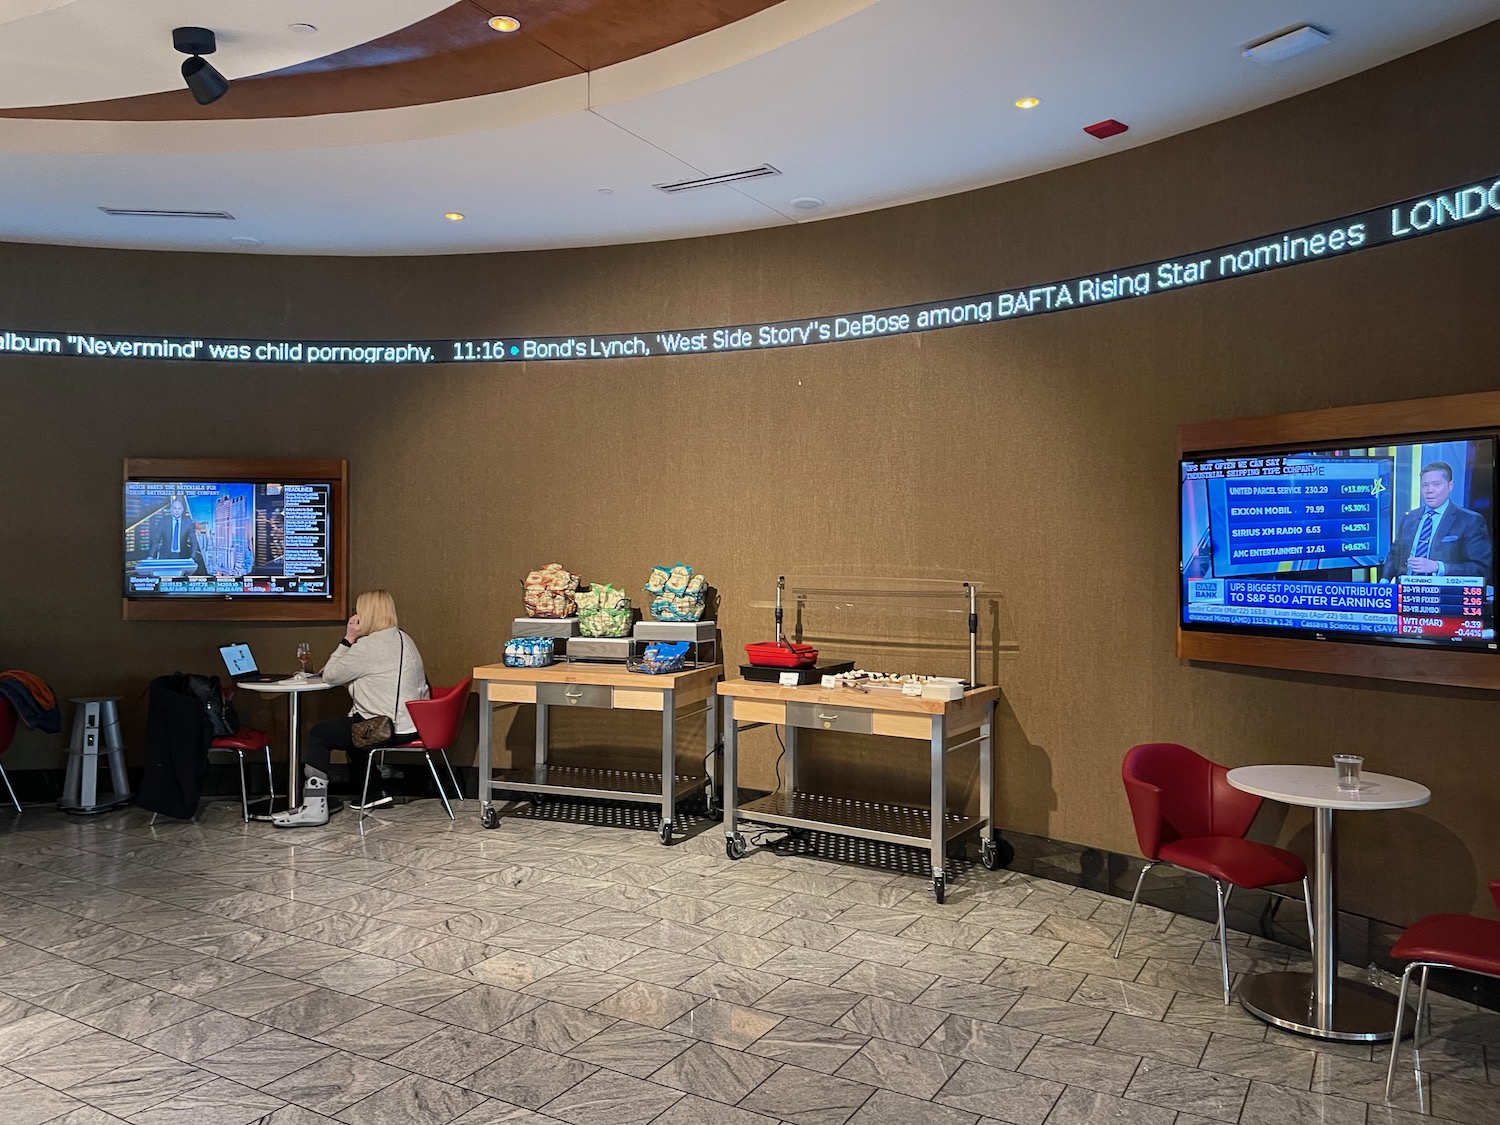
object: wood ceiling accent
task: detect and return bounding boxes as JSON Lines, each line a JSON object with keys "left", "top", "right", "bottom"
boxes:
{"left": 0, "top": 0, "right": 782, "bottom": 121}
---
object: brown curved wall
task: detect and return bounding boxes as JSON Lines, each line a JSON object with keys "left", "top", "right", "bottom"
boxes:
{"left": 2, "top": 24, "right": 1498, "bottom": 924}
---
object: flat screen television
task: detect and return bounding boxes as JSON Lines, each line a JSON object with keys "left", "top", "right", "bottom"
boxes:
{"left": 1180, "top": 435, "right": 1497, "bottom": 653}
{"left": 122, "top": 458, "right": 347, "bottom": 621}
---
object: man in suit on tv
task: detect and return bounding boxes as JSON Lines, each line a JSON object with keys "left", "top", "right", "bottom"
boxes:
{"left": 1381, "top": 461, "right": 1492, "bottom": 584}
{"left": 148, "top": 495, "right": 206, "bottom": 574}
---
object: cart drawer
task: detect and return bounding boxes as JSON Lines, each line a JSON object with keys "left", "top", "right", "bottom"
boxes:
{"left": 785, "top": 701, "right": 873, "bottom": 734}
{"left": 537, "top": 683, "right": 615, "bottom": 709}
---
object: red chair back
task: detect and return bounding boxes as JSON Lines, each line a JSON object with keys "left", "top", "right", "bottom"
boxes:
{"left": 0, "top": 695, "right": 16, "bottom": 757}
{"left": 1492, "top": 880, "right": 1500, "bottom": 913}
{"left": 407, "top": 678, "right": 472, "bottom": 751}
{"left": 1121, "top": 742, "right": 1263, "bottom": 860}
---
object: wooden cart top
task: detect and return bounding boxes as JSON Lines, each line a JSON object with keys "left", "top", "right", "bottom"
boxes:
{"left": 717, "top": 678, "right": 1000, "bottom": 715}
{"left": 473, "top": 662, "right": 724, "bottom": 691}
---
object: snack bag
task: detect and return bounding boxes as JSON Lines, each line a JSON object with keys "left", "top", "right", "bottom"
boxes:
{"left": 577, "top": 582, "right": 633, "bottom": 637}
{"left": 645, "top": 566, "right": 670, "bottom": 594}
{"left": 523, "top": 563, "right": 580, "bottom": 618}
{"left": 644, "top": 563, "right": 708, "bottom": 621}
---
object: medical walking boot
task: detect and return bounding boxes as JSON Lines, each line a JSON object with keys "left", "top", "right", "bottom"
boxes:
{"left": 272, "top": 768, "right": 329, "bottom": 828}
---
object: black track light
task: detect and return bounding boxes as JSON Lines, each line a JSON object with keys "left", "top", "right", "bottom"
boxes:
{"left": 172, "top": 27, "right": 229, "bottom": 105}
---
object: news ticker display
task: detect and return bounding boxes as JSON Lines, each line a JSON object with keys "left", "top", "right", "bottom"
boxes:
{"left": 2, "top": 173, "right": 1500, "bottom": 368}
{"left": 123, "top": 480, "right": 332, "bottom": 599}
{"left": 1185, "top": 577, "right": 1487, "bottom": 642}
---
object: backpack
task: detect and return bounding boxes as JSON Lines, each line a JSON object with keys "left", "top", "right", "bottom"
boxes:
{"left": 180, "top": 673, "right": 239, "bottom": 738}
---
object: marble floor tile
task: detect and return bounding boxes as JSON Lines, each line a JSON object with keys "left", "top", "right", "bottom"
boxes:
{"left": 830, "top": 961, "right": 937, "bottom": 1005}
{"left": 0, "top": 1071, "right": 88, "bottom": 1125}
{"left": 760, "top": 947, "right": 862, "bottom": 987}
{"left": 897, "top": 917, "right": 989, "bottom": 952}
{"left": 302, "top": 955, "right": 411, "bottom": 995}
{"left": 403, "top": 938, "right": 498, "bottom": 976}
{"left": 140, "top": 960, "right": 258, "bottom": 1001}
{"left": 197, "top": 1030, "right": 337, "bottom": 1087}
{"left": 650, "top": 1092, "right": 780, "bottom": 1125}
{"left": 904, "top": 947, "right": 1002, "bottom": 984}
{"left": 1016, "top": 1035, "right": 1141, "bottom": 1096}
{"left": 382, "top": 1026, "right": 514, "bottom": 1085}
{"left": 333, "top": 1073, "right": 485, "bottom": 1125}
{"left": 0, "top": 1010, "right": 97, "bottom": 1065}
{"left": 837, "top": 1038, "right": 962, "bottom": 1099}
{"left": 424, "top": 986, "right": 543, "bottom": 1034}
{"left": 256, "top": 990, "right": 380, "bottom": 1038}
{"left": 62, "top": 1054, "right": 214, "bottom": 1117}
{"left": 612, "top": 949, "right": 713, "bottom": 990}
{"left": 126, "top": 1075, "right": 286, "bottom": 1125}
{"left": 1000, "top": 994, "right": 1112, "bottom": 1043}
{"left": 566, "top": 1021, "right": 693, "bottom": 1078}
{"left": 496, "top": 1001, "right": 616, "bottom": 1054}
{"left": 592, "top": 981, "right": 701, "bottom": 1029}
{"left": 263, "top": 1050, "right": 405, "bottom": 1116}
{"left": 462, "top": 1045, "right": 597, "bottom": 1109}
{"left": 664, "top": 998, "right": 782, "bottom": 1050}
{"left": 932, "top": 1060, "right": 1064, "bottom": 1125}
{"left": 981, "top": 959, "right": 1087, "bottom": 1002}
{"left": 922, "top": 1014, "right": 1039, "bottom": 1071}
{"left": 1238, "top": 1078, "right": 1366, "bottom": 1125}
{"left": 1123, "top": 1056, "right": 1250, "bottom": 1123}
{"left": 649, "top": 1040, "right": 779, "bottom": 1103}
{"left": 10, "top": 1029, "right": 151, "bottom": 1087}
{"left": 195, "top": 975, "right": 320, "bottom": 1018}
{"left": 1068, "top": 975, "right": 1174, "bottom": 1021}
{"left": 549, "top": 937, "right": 638, "bottom": 973}
{"left": 696, "top": 932, "right": 787, "bottom": 970}
{"left": 1198, "top": 1032, "right": 1316, "bottom": 1088}
{"left": 835, "top": 996, "right": 948, "bottom": 1048}
{"left": 846, "top": 1089, "right": 978, "bottom": 1125}
{"left": 519, "top": 967, "right": 629, "bottom": 1009}
{"left": 465, "top": 952, "right": 561, "bottom": 991}
{"left": 738, "top": 1062, "right": 874, "bottom": 1125}
{"left": 747, "top": 1016, "right": 870, "bottom": 1074}
{"left": 916, "top": 978, "right": 1021, "bottom": 1023}
{"left": 81, "top": 993, "right": 211, "bottom": 1040}
{"left": 680, "top": 962, "right": 779, "bottom": 1007}
{"left": 316, "top": 1006, "right": 446, "bottom": 1059}
{"left": 538, "top": 1069, "right": 682, "bottom": 1125}
{"left": 138, "top": 1011, "right": 268, "bottom": 1063}
{"left": 700, "top": 907, "right": 786, "bottom": 939}
{"left": 357, "top": 969, "right": 473, "bottom": 1014}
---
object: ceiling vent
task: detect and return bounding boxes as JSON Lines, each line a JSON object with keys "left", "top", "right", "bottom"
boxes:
{"left": 1243, "top": 25, "right": 1330, "bottom": 65}
{"left": 655, "top": 165, "right": 780, "bottom": 193}
{"left": 99, "top": 208, "right": 236, "bottom": 220}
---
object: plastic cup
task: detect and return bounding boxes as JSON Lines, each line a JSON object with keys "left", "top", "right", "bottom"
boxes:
{"left": 1333, "top": 754, "right": 1363, "bottom": 791}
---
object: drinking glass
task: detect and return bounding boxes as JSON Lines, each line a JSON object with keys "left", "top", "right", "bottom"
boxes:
{"left": 296, "top": 642, "right": 310, "bottom": 676}
{"left": 1333, "top": 754, "right": 1363, "bottom": 791}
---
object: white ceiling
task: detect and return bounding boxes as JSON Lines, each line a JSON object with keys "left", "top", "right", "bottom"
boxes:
{"left": 0, "top": 0, "right": 1495, "bottom": 256}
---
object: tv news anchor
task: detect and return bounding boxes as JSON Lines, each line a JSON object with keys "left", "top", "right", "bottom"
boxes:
{"left": 1380, "top": 462, "right": 1492, "bottom": 584}
{"left": 148, "top": 495, "right": 205, "bottom": 573}
{"left": 272, "top": 589, "right": 430, "bottom": 828}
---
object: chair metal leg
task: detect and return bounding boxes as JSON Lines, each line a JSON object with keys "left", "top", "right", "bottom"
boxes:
{"left": 1112, "top": 861, "right": 1155, "bottom": 958}
{"left": 0, "top": 763, "right": 19, "bottom": 813}
{"left": 440, "top": 749, "right": 464, "bottom": 801}
{"left": 1386, "top": 962, "right": 1418, "bottom": 1101}
{"left": 1414, "top": 965, "right": 1430, "bottom": 1055}
{"left": 264, "top": 745, "right": 276, "bottom": 802}
{"left": 1302, "top": 875, "right": 1315, "bottom": 947}
{"left": 426, "top": 753, "right": 456, "bottom": 820}
{"left": 359, "top": 752, "right": 378, "bottom": 824}
{"left": 236, "top": 751, "right": 250, "bottom": 822}
{"left": 1215, "top": 879, "right": 1232, "bottom": 1005}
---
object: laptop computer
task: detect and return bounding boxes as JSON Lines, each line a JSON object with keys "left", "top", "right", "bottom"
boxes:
{"left": 219, "top": 643, "right": 291, "bottom": 683}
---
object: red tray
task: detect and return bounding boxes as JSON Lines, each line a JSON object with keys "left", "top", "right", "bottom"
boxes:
{"left": 744, "top": 641, "right": 819, "bottom": 668}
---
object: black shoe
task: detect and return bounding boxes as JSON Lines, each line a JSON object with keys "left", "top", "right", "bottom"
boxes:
{"left": 349, "top": 795, "right": 394, "bottom": 812}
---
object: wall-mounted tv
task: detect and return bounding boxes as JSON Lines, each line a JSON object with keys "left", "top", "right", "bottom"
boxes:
{"left": 122, "top": 458, "right": 347, "bottom": 622}
{"left": 1177, "top": 393, "right": 1500, "bottom": 689}
{"left": 1181, "top": 437, "right": 1496, "bottom": 652}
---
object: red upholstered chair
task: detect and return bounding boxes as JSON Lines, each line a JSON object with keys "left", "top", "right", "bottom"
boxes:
{"left": 0, "top": 695, "right": 21, "bottom": 812}
{"left": 359, "top": 678, "right": 471, "bottom": 824}
{"left": 1114, "top": 742, "right": 1314, "bottom": 1004}
{"left": 208, "top": 686, "right": 275, "bottom": 822}
{"left": 1384, "top": 881, "right": 1500, "bottom": 1101}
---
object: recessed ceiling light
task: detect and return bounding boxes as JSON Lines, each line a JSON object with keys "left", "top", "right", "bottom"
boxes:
{"left": 790, "top": 196, "right": 824, "bottom": 211}
{"left": 488, "top": 16, "right": 521, "bottom": 33}
{"left": 230, "top": 235, "right": 262, "bottom": 245}
{"left": 1014, "top": 97, "right": 1041, "bottom": 110}
{"left": 597, "top": 188, "right": 614, "bottom": 196}
{"left": 1243, "top": 25, "right": 1329, "bottom": 65}
{"left": 288, "top": 22, "right": 317, "bottom": 34}
{"left": 444, "top": 212, "right": 464, "bottom": 221}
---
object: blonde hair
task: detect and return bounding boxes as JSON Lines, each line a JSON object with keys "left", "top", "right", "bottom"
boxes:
{"left": 355, "top": 589, "right": 399, "bottom": 635}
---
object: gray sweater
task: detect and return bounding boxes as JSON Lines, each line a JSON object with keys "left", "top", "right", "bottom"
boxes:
{"left": 321, "top": 627, "right": 429, "bottom": 734}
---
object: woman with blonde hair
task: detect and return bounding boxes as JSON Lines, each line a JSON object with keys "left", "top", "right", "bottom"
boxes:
{"left": 273, "top": 589, "right": 430, "bottom": 827}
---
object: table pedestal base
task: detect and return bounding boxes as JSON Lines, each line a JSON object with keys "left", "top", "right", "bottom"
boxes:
{"left": 1239, "top": 971, "right": 1414, "bottom": 1042}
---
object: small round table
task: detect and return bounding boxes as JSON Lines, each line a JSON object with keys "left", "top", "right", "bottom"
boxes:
{"left": 236, "top": 677, "right": 331, "bottom": 820}
{"left": 1226, "top": 764, "right": 1430, "bottom": 1042}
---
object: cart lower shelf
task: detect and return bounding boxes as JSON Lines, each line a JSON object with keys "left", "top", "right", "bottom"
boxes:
{"left": 735, "top": 790, "right": 975, "bottom": 848}
{"left": 490, "top": 764, "right": 706, "bottom": 802}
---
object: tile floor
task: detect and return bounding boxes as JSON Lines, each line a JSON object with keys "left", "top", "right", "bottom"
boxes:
{"left": 0, "top": 797, "right": 1497, "bottom": 1125}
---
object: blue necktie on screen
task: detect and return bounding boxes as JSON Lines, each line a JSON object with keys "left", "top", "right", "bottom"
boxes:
{"left": 172, "top": 518, "right": 180, "bottom": 553}
{"left": 1412, "top": 509, "right": 1437, "bottom": 560}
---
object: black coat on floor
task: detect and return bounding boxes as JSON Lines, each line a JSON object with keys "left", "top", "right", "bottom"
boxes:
{"left": 138, "top": 674, "right": 211, "bottom": 819}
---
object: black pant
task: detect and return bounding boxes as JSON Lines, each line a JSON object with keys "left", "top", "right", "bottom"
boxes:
{"left": 306, "top": 715, "right": 418, "bottom": 789}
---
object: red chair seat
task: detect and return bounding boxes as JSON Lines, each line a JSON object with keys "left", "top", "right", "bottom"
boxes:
{"left": 1391, "top": 914, "right": 1500, "bottom": 977}
{"left": 1158, "top": 836, "right": 1306, "bottom": 889}
{"left": 211, "top": 727, "right": 269, "bottom": 752}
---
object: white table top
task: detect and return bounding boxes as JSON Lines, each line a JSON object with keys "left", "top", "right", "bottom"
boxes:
{"left": 1227, "top": 765, "right": 1430, "bottom": 811}
{"left": 234, "top": 676, "right": 332, "bottom": 695}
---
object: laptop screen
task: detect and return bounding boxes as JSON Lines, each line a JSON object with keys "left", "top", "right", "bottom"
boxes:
{"left": 219, "top": 644, "right": 257, "bottom": 678}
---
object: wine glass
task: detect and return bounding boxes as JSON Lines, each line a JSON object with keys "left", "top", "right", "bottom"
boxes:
{"left": 296, "top": 642, "right": 310, "bottom": 676}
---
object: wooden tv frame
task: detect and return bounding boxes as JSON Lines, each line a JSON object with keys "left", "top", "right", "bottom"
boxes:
{"left": 1178, "top": 391, "right": 1500, "bottom": 690}
{"left": 123, "top": 458, "right": 348, "bottom": 622}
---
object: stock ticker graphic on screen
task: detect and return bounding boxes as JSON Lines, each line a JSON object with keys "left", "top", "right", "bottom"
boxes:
{"left": 123, "top": 481, "right": 332, "bottom": 598}
{"left": 1180, "top": 438, "right": 1497, "bottom": 650}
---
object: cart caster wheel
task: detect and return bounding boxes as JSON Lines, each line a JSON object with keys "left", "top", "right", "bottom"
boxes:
{"left": 933, "top": 876, "right": 946, "bottom": 904}
{"left": 658, "top": 821, "right": 674, "bottom": 846}
{"left": 980, "top": 838, "right": 1000, "bottom": 870}
{"left": 480, "top": 807, "right": 499, "bottom": 830}
{"left": 725, "top": 833, "right": 747, "bottom": 860}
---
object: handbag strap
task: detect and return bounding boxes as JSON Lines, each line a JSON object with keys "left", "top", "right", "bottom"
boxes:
{"left": 392, "top": 632, "right": 404, "bottom": 722}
